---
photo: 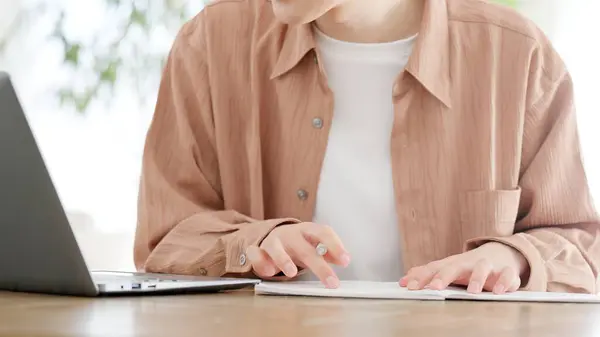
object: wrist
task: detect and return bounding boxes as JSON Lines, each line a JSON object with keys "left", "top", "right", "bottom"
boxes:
{"left": 483, "top": 242, "right": 530, "bottom": 279}
{"left": 259, "top": 220, "right": 298, "bottom": 248}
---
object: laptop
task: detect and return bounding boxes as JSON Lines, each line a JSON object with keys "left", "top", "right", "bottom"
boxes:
{"left": 0, "top": 72, "right": 260, "bottom": 296}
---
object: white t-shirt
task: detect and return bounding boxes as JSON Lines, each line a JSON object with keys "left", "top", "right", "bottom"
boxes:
{"left": 308, "top": 27, "right": 417, "bottom": 282}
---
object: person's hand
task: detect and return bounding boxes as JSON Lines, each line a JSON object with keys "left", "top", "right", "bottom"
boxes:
{"left": 400, "top": 242, "right": 529, "bottom": 294}
{"left": 246, "top": 223, "right": 351, "bottom": 288}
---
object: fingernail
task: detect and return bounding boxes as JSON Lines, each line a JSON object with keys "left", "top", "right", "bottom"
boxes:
{"left": 429, "top": 279, "right": 443, "bottom": 290}
{"left": 326, "top": 276, "right": 339, "bottom": 289}
{"left": 467, "top": 282, "right": 481, "bottom": 293}
{"left": 264, "top": 265, "right": 277, "bottom": 276}
{"left": 408, "top": 280, "right": 420, "bottom": 290}
{"left": 340, "top": 254, "right": 351, "bottom": 267}
{"left": 283, "top": 262, "right": 297, "bottom": 276}
{"left": 399, "top": 277, "right": 408, "bottom": 286}
{"left": 493, "top": 284, "right": 505, "bottom": 294}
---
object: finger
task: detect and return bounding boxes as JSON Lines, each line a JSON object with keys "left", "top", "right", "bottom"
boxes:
{"left": 467, "top": 259, "right": 493, "bottom": 293}
{"left": 399, "top": 274, "right": 410, "bottom": 287}
{"left": 303, "top": 224, "right": 351, "bottom": 267}
{"left": 507, "top": 275, "right": 521, "bottom": 293}
{"left": 428, "top": 264, "right": 468, "bottom": 290}
{"left": 294, "top": 254, "right": 339, "bottom": 268}
{"left": 403, "top": 264, "right": 439, "bottom": 290}
{"left": 290, "top": 240, "right": 339, "bottom": 289}
{"left": 261, "top": 239, "right": 298, "bottom": 278}
{"left": 400, "top": 264, "right": 439, "bottom": 287}
{"left": 493, "top": 267, "right": 520, "bottom": 294}
{"left": 246, "top": 245, "right": 279, "bottom": 278}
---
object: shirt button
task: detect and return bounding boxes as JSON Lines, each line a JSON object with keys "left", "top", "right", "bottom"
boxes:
{"left": 297, "top": 189, "right": 309, "bottom": 201}
{"left": 312, "top": 117, "right": 323, "bottom": 129}
{"left": 198, "top": 268, "right": 208, "bottom": 276}
{"left": 239, "top": 254, "right": 247, "bottom": 266}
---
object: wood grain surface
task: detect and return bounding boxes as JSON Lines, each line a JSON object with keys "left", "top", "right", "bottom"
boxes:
{"left": 1, "top": 290, "right": 599, "bottom": 337}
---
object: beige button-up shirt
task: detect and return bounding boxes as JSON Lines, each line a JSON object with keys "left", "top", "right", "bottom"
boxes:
{"left": 134, "top": 0, "right": 600, "bottom": 293}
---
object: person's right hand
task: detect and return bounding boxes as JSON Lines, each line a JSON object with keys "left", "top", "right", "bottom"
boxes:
{"left": 246, "top": 223, "right": 350, "bottom": 288}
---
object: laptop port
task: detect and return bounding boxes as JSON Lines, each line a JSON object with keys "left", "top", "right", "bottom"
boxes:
{"left": 131, "top": 283, "right": 141, "bottom": 289}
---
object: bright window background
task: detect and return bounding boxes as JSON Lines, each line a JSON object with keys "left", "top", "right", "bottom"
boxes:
{"left": 0, "top": 0, "right": 598, "bottom": 272}
{"left": 0, "top": 0, "right": 205, "bottom": 271}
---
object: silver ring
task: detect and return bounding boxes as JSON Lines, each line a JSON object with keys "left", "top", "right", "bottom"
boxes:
{"left": 316, "top": 243, "right": 328, "bottom": 256}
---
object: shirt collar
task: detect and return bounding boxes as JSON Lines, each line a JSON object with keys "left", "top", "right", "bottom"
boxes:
{"left": 270, "top": 0, "right": 452, "bottom": 108}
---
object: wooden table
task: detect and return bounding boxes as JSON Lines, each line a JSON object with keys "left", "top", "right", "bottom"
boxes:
{"left": 1, "top": 290, "right": 599, "bottom": 337}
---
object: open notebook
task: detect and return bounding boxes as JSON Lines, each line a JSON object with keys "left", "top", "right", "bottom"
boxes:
{"left": 255, "top": 281, "right": 600, "bottom": 303}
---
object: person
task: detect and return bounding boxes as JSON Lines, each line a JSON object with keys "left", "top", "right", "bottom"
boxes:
{"left": 134, "top": 0, "right": 600, "bottom": 294}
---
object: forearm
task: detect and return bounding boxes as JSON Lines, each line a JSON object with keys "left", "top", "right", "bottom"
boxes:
{"left": 520, "top": 224, "right": 599, "bottom": 293}
{"left": 136, "top": 211, "right": 300, "bottom": 277}
{"left": 467, "top": 224, "right": 600, "bottom": 293}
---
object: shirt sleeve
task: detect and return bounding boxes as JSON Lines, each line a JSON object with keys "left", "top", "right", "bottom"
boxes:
{"left": 134, "top": 19, "right": 299, "bottom": 277}
{"left": 466, "top": 70, "right": 600, "bottom": 294}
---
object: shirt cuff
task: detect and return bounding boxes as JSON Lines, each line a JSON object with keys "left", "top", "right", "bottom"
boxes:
{"left": 225, "top": 218, "right": 301, "bottom": 274}
{"left": 464, "top": 233, "right": 547, "bottom": 292}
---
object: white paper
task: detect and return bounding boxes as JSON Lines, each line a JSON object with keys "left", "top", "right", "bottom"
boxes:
{"left": 443, "top": 288, "right": 600, "bottom": 303}
{"left": 255, "top": 281, "right": 445, "bottom": 300}
{"left": 255, "top": 281, "right": 600, "bottom": 303}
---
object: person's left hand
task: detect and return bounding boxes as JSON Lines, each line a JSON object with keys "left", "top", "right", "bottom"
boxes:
{"left": 400, "top": 242, "right": 529, "bottom": 294}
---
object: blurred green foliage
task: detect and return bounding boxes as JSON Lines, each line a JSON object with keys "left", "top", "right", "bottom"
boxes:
{"left": 51, "top": 0, "right": 207, "bottom": 112}
{"left": 494, "top": 0, "right": 518, "bottom": 7}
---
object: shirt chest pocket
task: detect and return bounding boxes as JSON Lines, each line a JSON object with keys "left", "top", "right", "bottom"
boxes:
{"left": 458, "top": 188, "right": 522, "bottom": 239}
